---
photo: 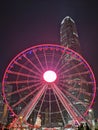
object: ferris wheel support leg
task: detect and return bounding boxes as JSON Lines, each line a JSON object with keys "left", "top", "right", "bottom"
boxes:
{"left": 52, "top": 83, "right": 93, "bottom": 126}
{"left": 22, "top": 84, "right": 47, "bottom": 120}
{"left": 52, "top": 83, "right": 80, "bottom": 125}
{"left": 11, "top": 85, "right": 47, "bottom": 129}
{"left": 52, "top": 83, "right": 93, "bottom": 127}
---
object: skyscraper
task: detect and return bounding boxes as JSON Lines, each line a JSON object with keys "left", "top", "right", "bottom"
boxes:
{"left": 60, "top": 16, "right": 90, "bottom": 124}
{"left": 60, "top": 16, "right": 81, "bottom": 54}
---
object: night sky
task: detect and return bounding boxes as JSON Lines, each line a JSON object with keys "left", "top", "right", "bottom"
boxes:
{"left": 0, "top": 1, "right": 98, "bottom": 117}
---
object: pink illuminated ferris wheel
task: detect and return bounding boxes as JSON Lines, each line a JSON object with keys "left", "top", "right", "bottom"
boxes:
{"left": 2, "top": 44, "right": 96, "bottom": 127}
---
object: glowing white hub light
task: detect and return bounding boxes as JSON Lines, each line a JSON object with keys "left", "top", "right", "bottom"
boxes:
{"left": 43, "top": 70, "right": 57, "bottom": 83}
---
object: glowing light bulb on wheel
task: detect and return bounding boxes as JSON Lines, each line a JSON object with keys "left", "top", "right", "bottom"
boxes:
{"left": 43, "top": 70, "right": 57, "bottom": 83}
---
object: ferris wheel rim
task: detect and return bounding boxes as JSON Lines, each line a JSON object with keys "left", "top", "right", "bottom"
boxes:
{"left": 2, "top": 43, "right": 96, "bottom": 125}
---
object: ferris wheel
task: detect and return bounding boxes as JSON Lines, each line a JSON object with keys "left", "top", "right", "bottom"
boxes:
{"left": 2, "top": 44, "right": 96, "bottom": 127}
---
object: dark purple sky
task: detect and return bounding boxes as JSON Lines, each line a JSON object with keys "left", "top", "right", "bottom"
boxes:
{"left": 0, "top": 0, "right": 98, "bottom": 116}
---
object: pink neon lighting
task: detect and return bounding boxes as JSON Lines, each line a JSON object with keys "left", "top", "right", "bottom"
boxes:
{"left": 43, "top": 70, "right": 57, "bottom": 82}
{"left": 2, "top": 44, "right": 96, "bottom": 127}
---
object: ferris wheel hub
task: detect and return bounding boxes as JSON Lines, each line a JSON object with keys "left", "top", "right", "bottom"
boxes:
{"left": 43, "top": 70, "right": 57, "bottom": 83}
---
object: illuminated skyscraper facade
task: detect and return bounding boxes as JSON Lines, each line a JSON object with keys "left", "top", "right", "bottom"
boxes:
{"left": 60, "top": 16, "right": 81, "bottom": 54}
{"left": 60, "top": 16, "right": 90, "bottom": 124}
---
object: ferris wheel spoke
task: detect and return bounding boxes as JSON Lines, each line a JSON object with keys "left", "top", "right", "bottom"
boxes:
{"left": 52, "top": 88, "right": 66, "bottom": 124}
{"left": 12, "top": 85, "right": 43, "bottom": 108}
{"left": 23, "top": 54, "right": 42, "bottom": 73}
{"left": 60, "top": 75, "right": 94, "bottom": 85}
{"left": 48, "top": 88, "right": 51, "bottom": 123}
{"left": 60, "top": 77, "right": 94, "bottom": 87}
{"left": 78, "top": 89, "right": 92, "bottom": 96}
{"left": 53, "top": 83, "right": 88, "bottom": 124}
{"left": 59, "top": 88, "right": 88, "bottom": 123}
{"left": 52, "top": 83, "right": 81, "bottom": 125}
{"left": 23, "top": 84, "right": 48, "bottom": 120}
{"left": 50, "top": 48, "right": 55, "bottom": 67}
{"left": 54, "top": 52, "right": 65, "bottom": 70}
{"left": 56, "top": 59, "right": 72, "bottom": 73}
{"left": 7, "top": 70, "right": 40, "bottom": 79}
{"left": 7, "top": 82, "right": 42, "bottom": 96}
{"left": 33, "top": 50, "right": 45, "bottom": 71}
{"left": 43, "top": 48, "right": 48, "bottom": 69}
{"left": 37, "top": 85, "right": 47, "bottom": 115}
{"left": 59, "top": 62, "right": 83, "bottom": 75}
{"left": 14, "top": 61, "right": 40, "bottom": 76}
{"left": 59, "top": 70, "right": 90, "bottom": 78}
{"left": 6, "top": 79, "right": 41, "bottom": 85}
{"left": 59, "top": 82, "right": 92, "bottom": 97}
{"left": 60, "top": 87, "right": 87, "bottom": 107}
